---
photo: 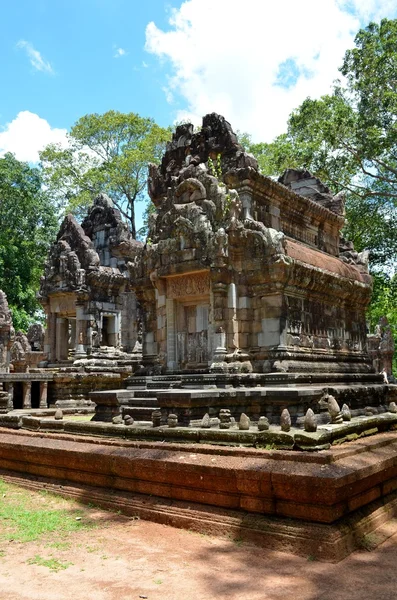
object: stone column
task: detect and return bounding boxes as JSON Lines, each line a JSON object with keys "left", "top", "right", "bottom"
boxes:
{"left": 69, "top": 319, "right": 76, "bottom": 350}
{"left": 75, "top": 305, "right": 86, "bottom": 358}
{"left": 56, "top": 317, "right": 68, "bottom": 361}
{"left": 6, "top": 383, "right": 13, "bottom": 411}
{"left": 209, "top": 282, "right": 228, "bottom": 372}
{"left": 166, "top": 299, "right": 177, "bottom": 371}
{"left": 23, "top": 381, "right": 32, "bottom": 409}
{"left": 39, "top": 381, "right": 48, "bottom": 409}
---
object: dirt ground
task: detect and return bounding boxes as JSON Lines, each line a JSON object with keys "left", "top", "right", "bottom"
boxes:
{"left": 1, "top": 487, "right": 397, "bottom": 600}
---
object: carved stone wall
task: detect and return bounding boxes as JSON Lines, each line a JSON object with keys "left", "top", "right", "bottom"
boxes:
{"left": 40, "top": 194, "right": 142, "bottom": 363}
{"left": 129, "top": 114, "right": 373, "bottom": 375}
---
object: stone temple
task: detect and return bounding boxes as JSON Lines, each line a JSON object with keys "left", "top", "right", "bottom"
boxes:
{"left": 6, "top": 113, "right": 393, "bottom": 422}
{"left": 1, "top": 114, "right": 397, "bottom": 562}
{"left": 103, "top": 113, "right": 389, "bottom": 425}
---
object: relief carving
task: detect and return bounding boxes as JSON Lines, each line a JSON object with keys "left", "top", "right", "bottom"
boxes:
{"left": 166, "top": 272, "right": 210, "bottom": 299}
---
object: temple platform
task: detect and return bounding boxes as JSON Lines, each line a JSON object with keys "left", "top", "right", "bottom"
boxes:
{"left": 1, "top": 427, "right": 397, "bottom": 561}
{"left": 89, "top": 371, "right": 395, "bottom": 425}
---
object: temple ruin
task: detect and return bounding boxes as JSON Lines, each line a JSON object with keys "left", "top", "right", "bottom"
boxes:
{"left": 1, "top": 114, "right": 397, "bottom": 562}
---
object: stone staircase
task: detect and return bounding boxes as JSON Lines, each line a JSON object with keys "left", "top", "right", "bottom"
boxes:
{"left": 90, "top": 369, "right": 390, "bottom": 425}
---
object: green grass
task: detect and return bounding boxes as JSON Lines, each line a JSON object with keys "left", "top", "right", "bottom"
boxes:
{"left": 0, "top": 478, "right": 95, "bottom": 543}
{"left": 27, "top": 554, "right": 73, "bottom": 572}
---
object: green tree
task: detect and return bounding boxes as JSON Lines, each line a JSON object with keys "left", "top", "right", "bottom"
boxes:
{"left": 244, "top": 19, "right": 397, "bottom": 270}
{"left": 40, "top": 111, "right": 171, "bottom": 238}
{"left": 0, "top": 153, "right": 57, "bottom": 330}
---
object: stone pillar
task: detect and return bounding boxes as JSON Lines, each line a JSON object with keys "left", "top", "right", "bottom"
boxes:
{"left": 210, "top": 282, "right": 228, "bottom": 372}
{"left": 56, "top": 317, "right": 68, "bottom": 361}
{"left": 75, "top": 305, "right": 86, "bottom": 358}
{"left": 23, "top": 381, "right": 32, "bottom": 409}
{"left": 166, "top": 299, "right": 177, "bottom": 371}
{"left": 6, "top": 383, "right": 13, "bottom": 410}
{"left": 70, "top": 319, "right": 76, "bottom": 350}
{"left": 39, "top": 381, "right": 48, "bottom": 409}
{"left": 227, "top": 282, "right": 239, "bottom": 350}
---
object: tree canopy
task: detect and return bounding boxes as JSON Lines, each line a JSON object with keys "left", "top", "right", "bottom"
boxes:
{"left": 244, "top": 18, "right": 397, "bottom": 271}
{"left": 40, "top": 110, "right": 171, "bottom": 238}
{"left": 0, "top": 153, "right": 57, "bottom": 330}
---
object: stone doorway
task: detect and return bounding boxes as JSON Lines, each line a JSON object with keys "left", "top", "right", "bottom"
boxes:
{"left": 12, "top": 382, "right": 23, "bottom": 409}
{"left": 176, "top": 302, "right": 209, "bottom": 370}
{"left": 101, "top": 314, "right": 117, "bottom": 347}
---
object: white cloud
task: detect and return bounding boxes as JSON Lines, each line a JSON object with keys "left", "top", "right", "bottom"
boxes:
{"left": 0, "top": 111, "right": 67, "bottom": 163}
{"left": 114, "top": 47, "right": 127, "bottom": 58}
{"left": 145, "top": 0, "right": 397, "bottom": 141}
{"left": 17, "top": 40, "right": 54, "bottom": 74}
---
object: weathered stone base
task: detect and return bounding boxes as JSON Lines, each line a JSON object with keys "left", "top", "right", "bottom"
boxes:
{"left": 1, "top": 468, "right": 397, "bottom": 562}
{"left": 48, "top": 371, "right": 128, "bottom": 408}
{"left": 0, "top": 429, "right": 397, "bottom": 561}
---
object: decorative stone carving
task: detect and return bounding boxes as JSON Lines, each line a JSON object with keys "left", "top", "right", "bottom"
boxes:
{"left": 152, "top": 410, "right": 162, "bottom": 428}
{"left": 166, "top": 272, "right": 210, "bottom": 299}
{"left": 319, "top": 393, "right": 343, "bottom": 424}
{"left": 280, "top": 409, "right": 291, "bottom": 432}
{"left": 304, "top": 408, "right": 317, "bottom": 432}
{"left": 0, "top": 291, "right": 13, "bottom": 373}
{"left": 367, "top": 317, "right": 395, "bottom": 381}
{"left": 167, "top": 413, "right": 178, "bottom": 428}
{"left": 10, "top": 331, "right": 30, "bottom": 365}
{"left": 27, "top": 323, "right": 45, "bottom": 351}
{"left": 342, "top": 404, "right": 352, "bottom": 421}
{"left": 40, "top": 193, "right": 142, "bottom": 372}
{"left": 219, "top": 408, "right": 232, "bottom": 429}
{"left": 258, "top": 416, "right": 270, "bottom": 431}
{"left": 201, "top": 413, "right": 211, "bottom": 428}
{"left": 238, "top": 413, "right": 250, "bottom": 430}
{"left": 54, "top": 408, "right": 63, "bottom": 420}
{"left": 126, "top": 112, "right": 375, "bottom": 381}
{"left": 388, "top": 402, "right": 397, "bottom": 414}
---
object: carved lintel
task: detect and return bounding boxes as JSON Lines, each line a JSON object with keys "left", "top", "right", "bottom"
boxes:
{"left": 166, "top": 272, "right": 210, "bottom": 299}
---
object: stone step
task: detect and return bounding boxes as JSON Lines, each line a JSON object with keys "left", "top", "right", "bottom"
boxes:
{"left": 122, "top": 406, "right": 159, "bottom": 420}
{"left": 122, "top": 397, "right": 160, "bottom": 408}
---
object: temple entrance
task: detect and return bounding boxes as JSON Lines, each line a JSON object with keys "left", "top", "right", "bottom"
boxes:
{"left": 176, "top": 302, "right": 209, "bottom": 370}
{"left": 101, "top": 314, "right": 117, "bottom": 347}
{"left": 12, "top": 382, "right": 23, "bottom": 409}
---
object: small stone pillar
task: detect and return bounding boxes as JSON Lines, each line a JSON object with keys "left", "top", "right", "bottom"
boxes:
{"left": 23, "top": 381, "right": 32, "bottom": 409}
{"left": 6, "top": 383, "right": 13, "bottom": 410}
{"left": 56, "top": 317, "right": 68, "bottom": 361}
{"left": 75, "top": 305, "right": 86, "bottom": 358}
{"left": 39, "top": 381, "right": 48, "bottom": 409}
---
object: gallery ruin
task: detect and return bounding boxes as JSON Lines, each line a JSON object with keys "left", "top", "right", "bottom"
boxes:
{"left": 1, "top": 114, "right": 397, "bottom": 561}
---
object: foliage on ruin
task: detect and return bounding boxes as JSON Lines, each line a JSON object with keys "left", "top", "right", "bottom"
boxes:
{"left": 40, "top": 110, "right": 171, "bottom": 238}
{"left": 0, "top": 153, "right": 57, "bottom": 330}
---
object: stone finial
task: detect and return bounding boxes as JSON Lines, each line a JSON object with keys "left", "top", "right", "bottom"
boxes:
{"left": 238, "top": 413, "right": 250, "bottom": 431}
{"left": 388, "top": 402, "right": 397, "bottom": 414}
{"left": 342, "top": 404, "right": 351, "bottom": 421}
{"left": 258, "top": 416, "right": 270, "bottom": 431}
{"left": 201, "top": 413, "right": 211, "bottom": 428}
{"left": 280, "top": 409, "right": 291, "bottom": 432}
{"left": 124, "top": 415, "right": 134, "bottom": 426}
{"left": 151, "top": 410, "right": 161, "bottom": 428}
{"left": 112, "top": 415, "right": 123, "bottom": 424}
{"left": 219, "top": 408, "right": 232, "bottom": 429}
{"left": 304, "top": 408, "right": 317, "bottom": 432}
{"left": 54, "top": 408, "right": 63, "bottom": 420}
{"left": 167, "top": 413, "right": 178, "bottom": 428}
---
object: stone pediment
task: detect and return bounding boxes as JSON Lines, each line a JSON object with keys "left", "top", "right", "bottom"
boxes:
{"left": 40, "top": 214, "right": 100, "bottom": 296}
{"left": 82, "top": 193, "right": 142, "bottom": 259}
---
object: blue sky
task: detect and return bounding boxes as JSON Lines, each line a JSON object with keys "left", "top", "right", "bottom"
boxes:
{"left": 1, "top": 0, "right": 397, "bottom": 230}
{"left": 1, "top": 0, "right": 177, "bottom": 131}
